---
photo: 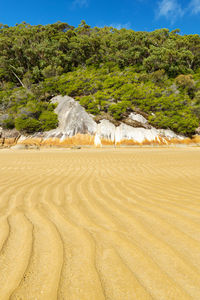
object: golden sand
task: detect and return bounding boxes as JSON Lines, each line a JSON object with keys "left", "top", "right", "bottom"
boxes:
{"left": 0, "top": 148, "right": 200, "bottom": 300}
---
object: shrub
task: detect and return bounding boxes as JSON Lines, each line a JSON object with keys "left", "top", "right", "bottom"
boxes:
{"left": 79, "top": 96, "right": 99, "bottom": 114}
{"left": 2, "top": 116, "right": 15, "bottom": 129}
{"left": 15, "top": 117, "right": 41, "bottom": 133}
{"left": 109, "top": 102, "right": 129, "bottom": 120}
{"left": 39, "top": 111, "right": 58, "bottom": 131}
{"left": 175, "top": 74, "right": 195, "bottom": 90}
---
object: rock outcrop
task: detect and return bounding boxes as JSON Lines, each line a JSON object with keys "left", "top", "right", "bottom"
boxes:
{"left": 45, "top": 95, "right": 97, "bottom": 140}
{"left": 94, "top": 110, "right": 183, "bottom": 146}
{"left": 1, "top": 95, "right": 199, "bottom": 148}
{"left": 196, "top": 127, "right": 200, "bottom": 135}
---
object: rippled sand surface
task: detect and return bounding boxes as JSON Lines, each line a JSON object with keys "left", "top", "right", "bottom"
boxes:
{"left": 0, "top": 148, "right": 200, "bottom": 300}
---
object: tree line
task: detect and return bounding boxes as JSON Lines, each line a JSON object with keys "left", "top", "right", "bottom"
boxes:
{"left": 0, "top": 21, "right": 200, "bottom": 135}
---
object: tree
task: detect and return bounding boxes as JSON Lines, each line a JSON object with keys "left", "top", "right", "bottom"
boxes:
{"left": 15, "top": 117, "right": 41, "bottom": 133}
{"left": 0, "top": 22, "right": 200, "bottom": 136}
{"left": 39, "top": 111, "right": 58, "bottom": 130}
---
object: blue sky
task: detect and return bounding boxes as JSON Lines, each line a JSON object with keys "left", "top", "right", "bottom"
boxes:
{"left": 1, "top": 0, "right": 200, "bottom": 34}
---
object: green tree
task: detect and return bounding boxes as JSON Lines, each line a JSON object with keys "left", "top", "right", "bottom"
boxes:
{"left": 39, "top": 111, "right": 58, "bottom": 130}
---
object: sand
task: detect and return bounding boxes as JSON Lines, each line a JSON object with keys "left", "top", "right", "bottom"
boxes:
{"left": 0, "top": 147, "right": 200, "bottom": 300}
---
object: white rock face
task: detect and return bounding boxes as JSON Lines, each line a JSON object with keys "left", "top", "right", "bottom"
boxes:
{"left": 96, "top": 120, "right": 116, "bottom": 141}
{"left": 0, "top": 96, "right": 189, "bottom": 147}
{"left": 94, "top": 134, "right": 102, "bottom": 147}
{"left": 26, "top": 95, "right": 184, "bottom": 145}
{"left": 48, "top": 95, "right": 184, "bottom": 143}
{"left": 95, "top": 120, "right": 183, "bottom": 144}
{"left": 158, "top": 129, "right": 184, "bottom": 140}
{"left": 17, "top": 135, "right": 27, "bottom": 143}
{"left": 115, "top": 124, "right": 159, "bottom": 143}
{"left": 45, "top": 95, "right": 97, "bottom": 139}
{"left": 129, "top": 113, "right": 148, "bottom": 124}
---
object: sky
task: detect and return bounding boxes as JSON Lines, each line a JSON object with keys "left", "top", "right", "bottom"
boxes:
{"left": 1, "top": 0, "right": 200, "bottom": 35}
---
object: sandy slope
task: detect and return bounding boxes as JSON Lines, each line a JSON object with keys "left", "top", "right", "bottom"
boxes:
{"left": 0, "top": 148, "right": 200, "bottom": 300}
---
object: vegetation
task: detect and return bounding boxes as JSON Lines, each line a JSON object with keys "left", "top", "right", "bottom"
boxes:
{"left": 0, "top": 21, "right": 200, "bottom": 135}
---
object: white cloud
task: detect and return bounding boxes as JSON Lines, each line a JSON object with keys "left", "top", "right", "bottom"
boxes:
{"left": 157, "top": 0, "right": 184, "bottom": 22}
{"left": 72, "top": 0, "right": 89, "bottom": 8}
{"left": 189, "top": 0, "right": 200, "bottom": 14}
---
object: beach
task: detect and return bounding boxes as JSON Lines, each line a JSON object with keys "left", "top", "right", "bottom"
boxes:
{"left": 0, "top": 148, "right": 200, "bottom": 299}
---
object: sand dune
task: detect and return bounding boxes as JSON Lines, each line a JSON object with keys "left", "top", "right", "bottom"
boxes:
{"left": 0, "top": 148, "right": 200, "bottom": 300}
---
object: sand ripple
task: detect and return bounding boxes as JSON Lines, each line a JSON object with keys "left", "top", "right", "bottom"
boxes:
{"left": 0, "top": 148, "right": 200, "bottom": 300}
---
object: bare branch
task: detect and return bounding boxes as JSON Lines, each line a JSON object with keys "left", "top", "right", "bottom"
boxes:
{"left": 10, "top": 69, "right": 25, "bottom": 88}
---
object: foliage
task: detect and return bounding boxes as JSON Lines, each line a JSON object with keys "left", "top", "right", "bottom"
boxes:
{"left": 1, "top": 116, "right": 15, "bottom": 129}
{"left": 0, "top": 22, "right": 200, "bottom": 135}
{"left": 39, "top": 111, "right": 58, "bottom": 130}
{"left": 15, "top": 117, "right": 41, "bottom": 133}
{"left": 175, "top": 74, "right": 195, "bottom": 88}
{"left": 0, "top": 87, "right": 58, "bottom": 133}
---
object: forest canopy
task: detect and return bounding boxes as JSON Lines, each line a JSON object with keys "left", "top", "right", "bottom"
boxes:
{"left": 0, "top": 21, "right": 200, "bottom": 135}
